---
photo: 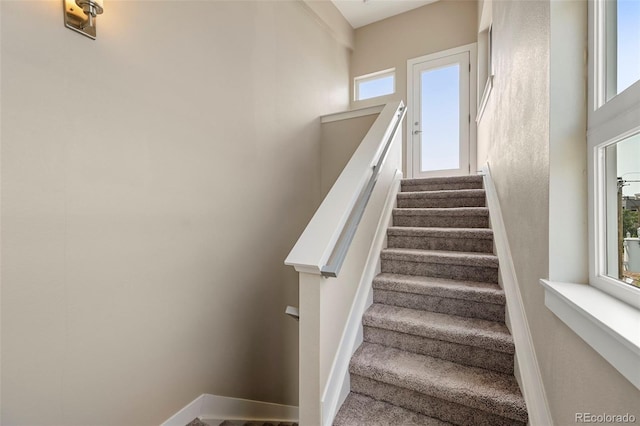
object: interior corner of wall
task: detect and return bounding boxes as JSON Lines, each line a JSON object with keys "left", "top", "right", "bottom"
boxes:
{"left": 301, "top": 0, "right": 355, "bottom": 51}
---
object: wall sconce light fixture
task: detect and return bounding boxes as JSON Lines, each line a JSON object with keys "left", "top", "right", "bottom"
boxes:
{"left": 63, "top": 0, "right": 103, "bottom": 40}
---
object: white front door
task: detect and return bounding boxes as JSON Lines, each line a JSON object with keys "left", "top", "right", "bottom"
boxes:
{"left": 408, "top": 49, "right": 472, "bottom": 178}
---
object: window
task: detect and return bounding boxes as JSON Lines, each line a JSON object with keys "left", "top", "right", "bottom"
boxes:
{"left": 488, "top": 25, "right": 493, "bottom": 82}
{"left": 602, "top": 134, "right": 640, "bottom": 286}
{"left": 477, "top": 24, "right": 493, "bottom": 120}
{"left": 354, "top": 68, "right": 395, "bottom": 101}
{"left": 541, "top": 0, "right": 639, "bottom": 392}
{"left": 589, "top": 0, "right": 640, "bottom": 308}
{"left": 601, "top": 0, "right": 640, "bottom": 101}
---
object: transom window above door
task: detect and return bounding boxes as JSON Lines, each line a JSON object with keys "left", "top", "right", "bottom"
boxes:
{"left": 354, "top": 68, "right": 396, "bottom": 101}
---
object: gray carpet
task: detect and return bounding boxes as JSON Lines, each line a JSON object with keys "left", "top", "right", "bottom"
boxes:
{"left": 188, "top": 419, "right": 297, "bottom": 426}
{"left": 334, "top": 175, "right": 528, "bottom": 426}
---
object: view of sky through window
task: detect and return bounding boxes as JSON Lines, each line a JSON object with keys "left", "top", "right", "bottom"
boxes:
{"left": 617, "top": 0, "right": 640, "bottom": 94}
{"left": 358, "top": 75, "right": 394, "bottom": 100}
{"left": 420, "top": 64, "right": 460, "bottom": 172}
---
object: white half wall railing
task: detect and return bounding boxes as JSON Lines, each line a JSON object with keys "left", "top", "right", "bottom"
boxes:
{"left": 285, "top": 101, "right": 406, "bottom": 425}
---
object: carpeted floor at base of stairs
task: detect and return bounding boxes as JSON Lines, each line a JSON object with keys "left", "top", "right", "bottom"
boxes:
{"left": 187, "top": 418, "right": 297, "bottom": 426}
{"left": 334, "top": 175, "right": 528, "bottom": 426}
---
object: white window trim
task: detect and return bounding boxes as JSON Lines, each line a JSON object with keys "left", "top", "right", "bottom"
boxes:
{"left": 353, "top": 68, "right": 396, "bottom": 102}
{"left": 587, "top": 0, "right": 640, "bottom": 309}
{"left": 477, "top": 24, "right": 494, "bottom": 122}
{"left": 542, "top": 0, "right": 640, "bottom": 391}
{"left": 589, "top": 122, "right": 640, "bottom": 310}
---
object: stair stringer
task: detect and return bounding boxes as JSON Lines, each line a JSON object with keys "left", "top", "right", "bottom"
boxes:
{"left": 321, "top": 169, "right": 403, "bottom": 426}
{"left": 481, "top": 163, "right": 553, "bottom": 426}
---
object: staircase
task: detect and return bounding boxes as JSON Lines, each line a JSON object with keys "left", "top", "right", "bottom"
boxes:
{"left": 333, "top": 175, "right": 528, "bottom": 426}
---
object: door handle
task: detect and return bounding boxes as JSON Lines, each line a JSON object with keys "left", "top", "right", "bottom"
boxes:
{"left": 413, "top": 130, "right": 422, "bottom": 135}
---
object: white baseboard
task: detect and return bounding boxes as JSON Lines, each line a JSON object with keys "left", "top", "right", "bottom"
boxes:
{"left": 161, "top": 394, "right": 299, "bottom": 426}
{"left": 481, "top": 164, "right": 553, "bottom": 426}
{"left": 320, "top": 169, "right": 402, "bottom": 426}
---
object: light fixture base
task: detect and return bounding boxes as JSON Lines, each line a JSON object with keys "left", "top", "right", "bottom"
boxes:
{"left": 63, "top": 0, "right": 98, "bottom": 39}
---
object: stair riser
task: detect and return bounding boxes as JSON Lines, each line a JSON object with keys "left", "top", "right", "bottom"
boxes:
{"left": 397, "top": 197, "right": 486, "bottom": 208}
{"left": 402, "top": 182, "right": 483, "bottom": 192}
{"left": 364, "top": 327, "right": 514, "bottom": 374}
{"left": 350, "top": 375, "right": 526, "bottom": 426}
{"left": 381, "top": 259, "right": 498, "bottom": 283}
{"left": 393, "top": 215, "right": 489, "bottom": 228}
{"left": 388, "top": 235, "right": 493, "bottom": 253}
{"left": 373, "top": 289, "right": 505, "bottom": 322}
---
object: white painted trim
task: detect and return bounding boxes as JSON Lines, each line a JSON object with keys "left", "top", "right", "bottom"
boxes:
{"left": 481, "top": 164, "right": 553, "bottom": 426}
{"left": 469, "top": 46, "right": 478, "bottom": 175}
{"left": 321, "top": 104, "right": 385, "bottom": 124}
{"left": 161, "top": 394, "right": 206, "bottom": 426}
{"left": 161, "top": 394, "right": 299, "bottom": 426}
{"left": 320, "top": 169, "right": 402, "bottom": 426}
{"left": 540, "top": 280, "right": 640, "bottom": 390}
{"left": 406, "top": 43, "right": 478, "bottom": 178}
{"left": 476, "top": 75, "right": 493, "bottom": 123}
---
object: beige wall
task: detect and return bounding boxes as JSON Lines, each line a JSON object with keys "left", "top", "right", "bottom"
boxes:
{"left": 320, "top": 113, "right": 379, "bottom": 197}
{"left": 0, "top": 1, "right": 351, "bottom": 424}
{"left": 303, "top": 0, "right": 355, "bottom": 50}
{"left": 350, "top": 0, "right": 477, "bottom": 170}
{"left": 477, "top": 0, "right": 640, "bottom": 423}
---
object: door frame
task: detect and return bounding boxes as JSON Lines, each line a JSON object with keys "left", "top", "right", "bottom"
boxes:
{"left": 406, "top": 43, "right": 478, "bottom": 178}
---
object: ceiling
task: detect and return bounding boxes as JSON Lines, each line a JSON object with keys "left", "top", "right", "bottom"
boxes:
{"left": 331, "top": 0, "right": 439, "bottom": 28}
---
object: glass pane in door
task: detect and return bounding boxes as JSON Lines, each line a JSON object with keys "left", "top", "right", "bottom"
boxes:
{"left": 420, "top": 64, "right": 460, "bottom": 172}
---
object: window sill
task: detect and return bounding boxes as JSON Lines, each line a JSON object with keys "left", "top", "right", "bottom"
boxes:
{"left": 540, "top": 279, "right": 640, "bottom": 390}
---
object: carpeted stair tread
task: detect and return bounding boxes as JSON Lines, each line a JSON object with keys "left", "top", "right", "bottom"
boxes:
{"left": 215, "top": 421, "right": 297, "bottom": 426}
{"left": 388, "top": 227, "right": 494, "bottom": 239}
{"left": 363, "top": 303, "right": 514, "bottom": 354}
{"left": 381, "top": 248, "right": 498, "bottom": 267}
{"left": 350, "top": 343, "right": 528, "bottom": 423}
{"left": 402, "top": 176, "right": 483, "bottom": 186}
{"left": 381, "top": 248, "right": 499, "bottom": 283}
{"left": 373, "top": 274, "right": 505, "bottom": 322}
{"left": 401, "top": 176, "right": 484, "bottom": 192}
{"left": 393, "top": 207, "right": 490, "bottom": 228}
{"left": 387, "top": 227, "right": 494, "bottom": 253}
{"left": 393, "top": 207, "right": 489, "bottom": 217}
{"left": 349, "top": 375, "right": 524, "bottom": 426}
{"left": 333, "top": 392, "right": 452, "bottom": 426}
{"left": 398, "top": 189, "right": 486, "bottom": 199}
{"left": 373, "top": 273, "right": 505, "bottom": 305}
{"left": 397, "top": 190, "right": 486, "bottom": 208}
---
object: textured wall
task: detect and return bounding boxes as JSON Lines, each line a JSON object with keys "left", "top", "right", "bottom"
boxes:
{"left": 0, "top": 1, "right": 351, "bottom": 424}
{"left": 320, "top": 113, "right": 379, "bottom": 197}
{"left": 477, "top": 0, "right": 640, "bottom": 423}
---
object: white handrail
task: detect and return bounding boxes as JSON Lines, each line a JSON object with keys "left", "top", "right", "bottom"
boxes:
{"left": 285, "top": 101, "right": 405, "bottom": 276}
